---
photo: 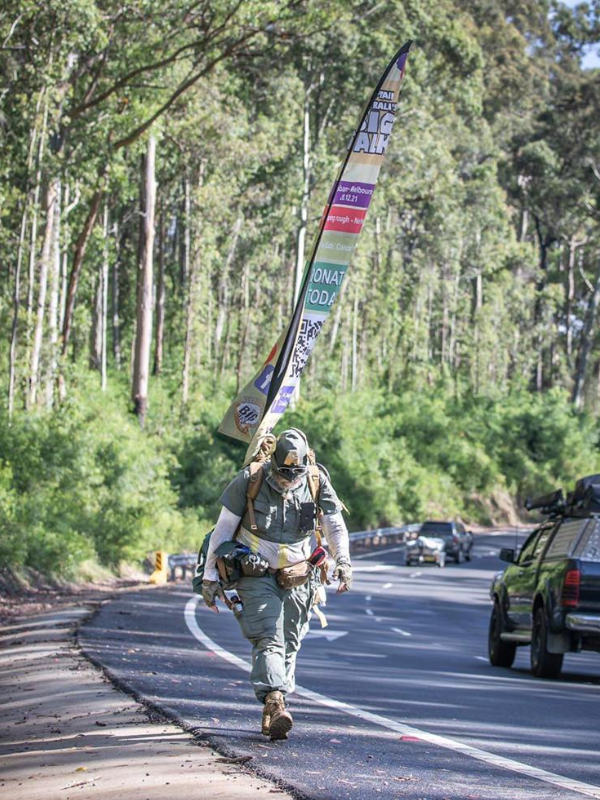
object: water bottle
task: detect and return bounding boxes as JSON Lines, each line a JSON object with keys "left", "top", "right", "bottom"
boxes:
{"left": 230, "top": 593, "right": 244, "bottom": 616}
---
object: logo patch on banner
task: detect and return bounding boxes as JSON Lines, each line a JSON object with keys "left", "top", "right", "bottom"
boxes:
{"left": 234, "top": 398, "right": 263, "bottom": 435}
{"left": 254, "top": 364, "right": 274, "bottom": 395}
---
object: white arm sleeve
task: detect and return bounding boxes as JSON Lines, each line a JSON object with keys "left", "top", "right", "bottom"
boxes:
{"left": 322, "top": 511, "right": 350, "bottom": 564}
{"left": 203, "top": 507, "right": 242, "bottom": 582}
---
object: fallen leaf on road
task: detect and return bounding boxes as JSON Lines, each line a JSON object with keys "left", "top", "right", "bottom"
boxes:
{"left": 329, "top": 738, "right": 341, "bottom": 744}
{"left": 400, "top": 735, "right": 421, "bottom": 742}
{"left": 215, "top": 756, "right": 253, "bottom": 764}
{"left": 61, "top": 779, "right": 95, "bottom": 790}
{"left": 95, "top": 721, "right": 107, "bottom": 727}
{"left": 394, "top": 775, "right": 418, "bottom": 782}
{"left": 75, "top": 767, "right": 87, "bottom": 772}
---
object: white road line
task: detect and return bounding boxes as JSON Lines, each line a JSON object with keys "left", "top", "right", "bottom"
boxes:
{"left": 353, "top": 564, "right": 390, "bottom": 572}
{"left": 475, "top": 656, "right": 488, "bottom": 662}
{"left": 184, "top": 597, "right": 600, "bottom": 800}
{"left": 354, "top": 546, "right": 405, "bottom": 560}
{"left": 365, "top": 595, "right": 372, "bottom": 602}
{"left": 409, "top": 571, "right": 422, "bottom": 578}
{"left": 382, "top": 582, "right": 393, "bottom": 589}
{"left": 391, "top": 626, "right": 412, "bottom": 638}
{"left": 365, "top": 608, "right": 374, "bottom": 616}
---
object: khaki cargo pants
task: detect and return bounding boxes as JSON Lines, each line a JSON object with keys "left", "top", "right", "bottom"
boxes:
{"left": 235, "top": 572, "right": 313, "bottom": 703}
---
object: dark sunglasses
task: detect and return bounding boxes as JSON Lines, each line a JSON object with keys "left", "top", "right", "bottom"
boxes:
{"left": 277, "top": 465, "right": 306, "bottom": 477}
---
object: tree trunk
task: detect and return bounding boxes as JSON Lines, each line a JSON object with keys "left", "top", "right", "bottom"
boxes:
{"left": 28, "top": 178, "right": 58, "bottom": 408}
{"left": 294, "top": 89, "right": 311, "bottom": 305}
{"left": 58, "top": 182, "right": 80, "bottom": 332}
{"left": 572, "top": 258, "right": 600, "bottom": 409}
{"left": 90, "top": 271, "right": 103, "bottom": 371}
{"left": 46, "top": 179, "right": 62, "bottom": 407}
{"left": 235, "top": 257, "right": 251, "bottom": 394}
{"left": 60, "top": 181, "right": 105, "bottom": 357}
{"left": 90, "top": 206, "right": 108, "bottom": 376}
{"left": 26, "top": 94, "right": 49, "bottom": 360}
{"left": 441, "top": 266, "right": 449, "bottom": 364}
{"left": 101, "top": 203, "right": 109, "bottom": 390}
{"left": 328, "top": 298, "right": 344, "bottom": 355}
{"left": 112, "top": 219, "right": 122, "bottom": 369}
{"left": 358, "top": 216, "right": 382, "bottom": 372}
{"left": 214, "top": 215, "right": 243, "bottom": 358}
{"left": 520, "top": 207, "right": 528, "bottom": 243}
{"left": 131, "top": 137, "right": 156, "bottom": 426}
{"left": 565, "top": 236, "right": 587, "bottom": 368}
{"left": 351, "top": 290, "right": 359, "bottom": 391}
{"left": 180, "top": 176, "right": 191, "bottom": 287}
{"left": 565, "top": 240, "right": 574, "bottom": 363}
{"left": 8, "top": 205, "right": 28, "bottom": 418}
{"left": 181, "top": 250, "right": 197, "bottom": 405}
{"left": 8, "top": 91, "right": 45, "bottom": 417}
{"left": 153, "top": 211, "right": 166, "bottom": 376}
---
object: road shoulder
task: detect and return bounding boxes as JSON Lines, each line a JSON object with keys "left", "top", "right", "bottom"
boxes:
{"left": 0, "top": 596, "right": 292, "bottom": 800}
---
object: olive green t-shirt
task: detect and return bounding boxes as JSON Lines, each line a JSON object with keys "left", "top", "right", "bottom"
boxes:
{"left": 220, "top": 464, "right": 342, "bottom": 545}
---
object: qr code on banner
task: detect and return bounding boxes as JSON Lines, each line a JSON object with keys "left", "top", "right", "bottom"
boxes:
{"left": 291, "top": 318, "right": 323, "bottom": 378}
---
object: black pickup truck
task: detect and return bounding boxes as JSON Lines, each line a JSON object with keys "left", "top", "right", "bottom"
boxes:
{"left": 489, "top": 476, "right": 600, "bottom": 679}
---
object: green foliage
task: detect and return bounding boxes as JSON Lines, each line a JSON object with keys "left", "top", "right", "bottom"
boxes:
{"left": 1, "top": 0, "right": 600, "bottom": 579}
{"left": 1, "top": 374, "right": 598, "bottom": 577}
{"left": 286, "top": 386, "right": 600, "bottom": 528}
{"left": 0, "top": 377, "right": 204, "bottom": 577}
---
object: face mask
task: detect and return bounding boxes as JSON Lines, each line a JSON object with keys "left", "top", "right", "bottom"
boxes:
{"left": 270, "top": 467, "right": 306, "bottom": 491}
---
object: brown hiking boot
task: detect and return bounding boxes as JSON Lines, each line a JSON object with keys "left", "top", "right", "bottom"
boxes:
{"left": 263, "top": 691, "right": 293, "bottom": 740}
{"left": 261, "top": 704, "right": 271, "bottom": 736}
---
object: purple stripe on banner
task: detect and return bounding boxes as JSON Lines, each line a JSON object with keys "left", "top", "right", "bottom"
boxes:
{"left": 333, "top": 181, "right": 376, "bottom": 210}
{"left": 273, "top": 386, "right": 295, "bottom": 414}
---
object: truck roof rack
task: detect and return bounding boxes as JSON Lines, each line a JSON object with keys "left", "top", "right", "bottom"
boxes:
{"left": 525, "top": 475, "right": 600, "bottom": 519}
{"left": 524, "top": 489, "right": 565, "bottom": 517}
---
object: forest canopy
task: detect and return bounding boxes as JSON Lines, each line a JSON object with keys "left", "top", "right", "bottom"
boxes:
{"left": 1, "top": 0, "right": 600, "bottom": 577}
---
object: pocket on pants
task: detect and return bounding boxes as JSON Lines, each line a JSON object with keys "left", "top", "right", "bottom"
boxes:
{"left": 235, "top": 581, "right": 280, "bottom": 642}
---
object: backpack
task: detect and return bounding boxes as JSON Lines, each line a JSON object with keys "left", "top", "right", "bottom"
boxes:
{"left": 192, "top": 434, "right": 323, "bottom": 594}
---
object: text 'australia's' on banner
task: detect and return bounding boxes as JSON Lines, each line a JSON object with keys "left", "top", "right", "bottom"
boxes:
{"left": 218, "top": 42, "right": 412, "bottom": 456}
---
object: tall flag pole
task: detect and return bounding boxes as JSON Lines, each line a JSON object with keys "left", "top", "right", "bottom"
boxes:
{"left": 218, "top": 42, "right": 412, "bottom": 461}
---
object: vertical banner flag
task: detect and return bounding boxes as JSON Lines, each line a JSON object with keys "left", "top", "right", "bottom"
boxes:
{"left": 219, "top": 42, "right": 412, "bottom": 457}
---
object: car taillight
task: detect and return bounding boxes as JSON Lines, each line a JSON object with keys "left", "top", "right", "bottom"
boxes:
{"left": 561, "top": 569, "right": 580, "bottom": 608}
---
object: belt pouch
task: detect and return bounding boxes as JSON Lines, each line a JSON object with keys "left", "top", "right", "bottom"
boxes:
{"left": 276, "top": 561, "right": 312, "bottom": 589}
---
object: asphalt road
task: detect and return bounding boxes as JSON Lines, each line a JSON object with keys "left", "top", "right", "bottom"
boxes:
{"left": 80, "top": 532, "right": 600, "bottom": 800}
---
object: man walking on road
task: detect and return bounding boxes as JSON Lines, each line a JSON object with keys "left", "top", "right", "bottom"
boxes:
{"left": 201, "top": 428, "right": 352, "bottom": 740}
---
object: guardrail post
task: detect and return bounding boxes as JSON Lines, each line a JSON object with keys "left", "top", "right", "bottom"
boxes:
{"left": 149, "top": 550, "right": 169, "bottom": 585}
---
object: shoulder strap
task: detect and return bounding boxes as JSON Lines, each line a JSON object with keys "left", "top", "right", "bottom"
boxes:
{"left": 307, "top": 464, "right": 321, "bottom": 503}
{"left": 246, "top": 461, "right": 264, "bottom": 531}
{"left": 307, "top": 464, "right": 323, "bottom": 546}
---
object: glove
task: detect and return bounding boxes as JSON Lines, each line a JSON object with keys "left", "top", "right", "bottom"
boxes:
{"left": 201, "top": 579, "right": 225, "bottom": 611}
{"left": 333, "top": 561, "right": 352, "bottom": 593}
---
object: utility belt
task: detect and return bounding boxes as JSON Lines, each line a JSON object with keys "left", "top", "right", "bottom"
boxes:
{"left": 215, "top": 541, "right": 328, "bottom": 591}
